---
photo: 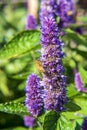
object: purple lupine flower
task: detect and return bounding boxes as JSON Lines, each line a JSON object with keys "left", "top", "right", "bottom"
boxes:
{"left": 82, "top": 118, "right": 87, "bottom": 130}
{"left": 25, "top": 15, "right": 37, "bottom": 30}
{"left": 40, "top": 0, "right": 67, "bottom": 111}
{"left": 75, "top": 72, "right": 87, "bottom": 93}
{"left": 24, "top": 116, "right": 35, "bottom": 127}
{"left": 25, "top": 74, "right": 43, "bottom": 116}
{"left": 58, "top": 0, "right": 76, "bottom": 27}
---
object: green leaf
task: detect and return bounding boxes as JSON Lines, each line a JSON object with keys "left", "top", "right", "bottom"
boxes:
{"left": 74, "top": 97, "right": 87, "bottom": 116}
{"left": 13, "top": 127, "right": 27, "bottom": 130}
{"left": 43, "top": 111, "right": 60, "bottom": 130}
{"left": 78, "top": 16, "right": 87, "bottom": 23}
{"left": 11, "top": 72, "right": 30, "bottom": 79}
{"left": 0, "top": 70, "right": 12, "bottom": 96}
{"left": 0, "top": 30, "right": 40, "bottom": 60}
{"left": 62, "top": 96, "right": 87, "bottom": 121}
{"left": 67, "top": 84, "right": 78, "bottom": 98}
{"left": 65, "top": 101, "right": 81, "bottom": 112}
{"left": 65, "top": 29, "right": 87, "bottom": 45}
{"left": 57, "top": 115, "right": 76, "bottom": 130}
{"left": 68, "top": 24, "right": 87, "bottom": 30}
{"left": 75, "top": 122, "right": 81, "bottom": 130}
{"left": 79, "top": 66, "right": 87, "bottom": 84}
{"left": 13, "top": 96, "right": 25, "bottom": 103}
{"left": 38, "top": 111, "right": 45, "bottom": 124}
{"left": 34, "top": 127, "right": 41, "bottom": 130}
{"left": 0, "top": 102, "right": 29, "bottom": 116}
{"left": 77, "top": 45, "right": 87, "bottom": 52}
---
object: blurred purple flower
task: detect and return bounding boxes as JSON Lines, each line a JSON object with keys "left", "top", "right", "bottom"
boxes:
{"left": 75, "top": 27, "right": 83, "bottom": 35}
{"left": 24, "top": 116, "right": 35, "bottom": 127}
{"left": 25, "top": 74, "right": 43, "bottom": 116}
{"left": 82, "top": 118, "right": 87, "bottom": 130}
{"left": 40, "top": 0, "right": 67, "bottom": 111}
{"left": 58, "top": 0, "right": 76, "bottom": 27}
{"left": 75, "top": 72, "right": 87, "bottom": 93}
{"left": 25, "top": 15, "right": 37, "bottom": 30}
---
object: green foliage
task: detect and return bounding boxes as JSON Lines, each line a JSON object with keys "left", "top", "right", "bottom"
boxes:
{"left": 79, "top": 66, "right": 87, "bottom": 84}
{"left": 43, "top": 111, "right": 60, "bottom": 130}
{"left": 75, "top": 122, "right": 81, "bottom": 130}
{"left": 57, "top": 115, "right": 76, "bottom": 130}
{"left": 78, "top": 16, "right": 87, "bottom": 23}
{"left": 65, "top": 29, "right": 87, "bottom": 45}
{"left": 0, "top": 30, "right": 40, "bottom": 60}
{"left": 0, "top": 2, "right": 87, "bottom": 130}
{"left": 65, "top": 101, "right": 81, "bottom": 112}
{"left": 67, "top": 84, "right": 78, "bottom": 98}
{"left": 74, "top": 97, "right": 87, "bottom": 116}
{"left": 13, "top": 127, "right": 27, "bottom": 130}
{"left": 0, "top": 102, "right": 29, "bottom": 116}
{"left": 0, "top": 70, "right": 11, "bottom": 96}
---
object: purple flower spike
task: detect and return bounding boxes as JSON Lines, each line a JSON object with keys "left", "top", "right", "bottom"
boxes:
{"left": 41, "top": 45, "right": 67, "bottom": 111}
{"left": 40, "top": 0, "right": 58, "bottom": 19}
{"left": 82, "top": 118, "right": 87, "bottom": 130}
{"left": 40, "top": 0, "right": 67, "bottom": 111}
{"left": 75, "top": 72, "right": 87, "bottom": 93}
{"left": 24, "top": 116, "right": 35, "bottom": 127}
{"left": 75, "top": 72, "right": 83, "bottom": 91}
{"left": 25, "top": 74, "right": 43, "bottom": 116}
{"left": 25, "top": 15, "right": 37, "bottom": 30}
{"left": 58, "top": 0, "right": 75, "bottom": 27}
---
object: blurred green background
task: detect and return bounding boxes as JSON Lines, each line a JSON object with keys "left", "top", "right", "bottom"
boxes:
{"left": 0, "top": 0, "right": 87, "bottom": 129}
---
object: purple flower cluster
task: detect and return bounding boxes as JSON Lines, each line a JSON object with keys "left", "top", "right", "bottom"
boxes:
{"left": 58, "top": 0, "right": 75, "bottom": 27}
{"left": 75, "top": 72, "right": 87, "bottom": 93}
{"left": 41, "top": 16, "right": 60, "bottom": 46}
{"left": 82, "top": 118, "right": 87, "bottom": 130}
{"left": 25, "top": 0, "right": 67, "bottom": 115}
{"left": 25, "top": 15, "right": 37, "bottom": 30}
{"left": 40, "top": 0, "right": 58, "bottom": 19}
{"left": 24, "top": 116, "right": 35, "bottom": 127}
{"left": 25, "top": 74, "right": 43, "bottom": 116}
{"left": 40, "top": 0, "right": 67, "bottom": 111}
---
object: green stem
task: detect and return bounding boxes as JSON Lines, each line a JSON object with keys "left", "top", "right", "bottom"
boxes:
{"left": 28, "top": 127, "right": 33, "bottom": 130}
{"left": 37, "top": 120, "right": 43, "bottom": 130}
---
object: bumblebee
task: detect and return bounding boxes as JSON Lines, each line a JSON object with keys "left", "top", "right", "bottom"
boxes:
{"left": 35, "top": 60, "right": 45, "bottom": 73}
